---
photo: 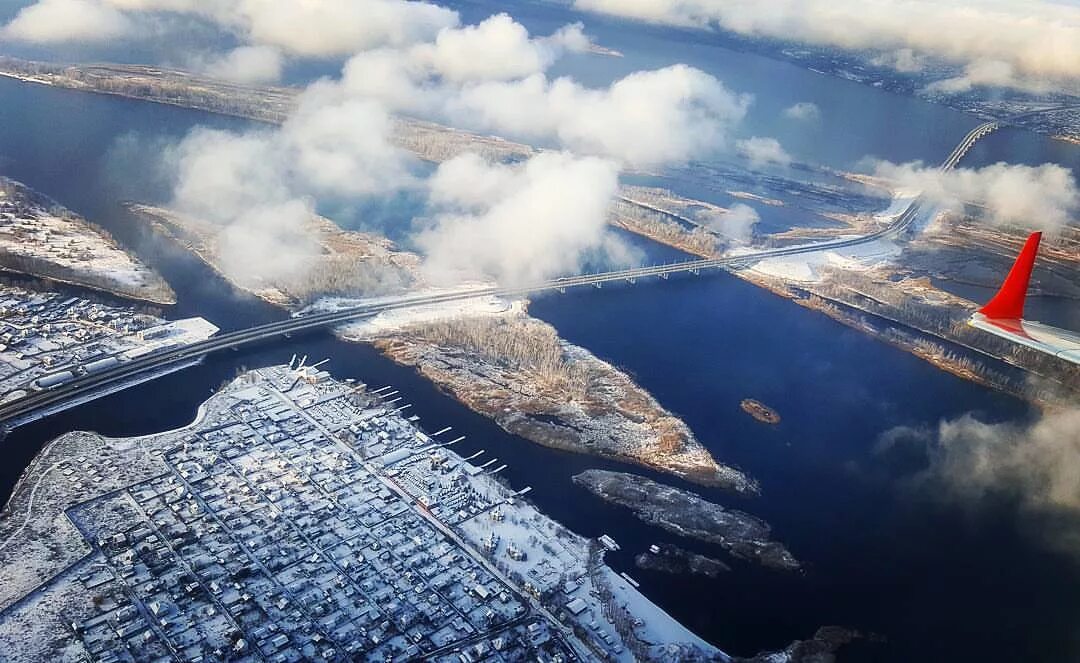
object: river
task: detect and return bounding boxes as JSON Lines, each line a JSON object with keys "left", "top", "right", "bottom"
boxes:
{"left": 1, "top": 4, "right": 1080, "bottom": 659}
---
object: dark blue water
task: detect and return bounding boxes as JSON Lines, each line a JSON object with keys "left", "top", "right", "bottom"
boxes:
{"left": 2, "top": 14, "right": 1080, "bottom": 661}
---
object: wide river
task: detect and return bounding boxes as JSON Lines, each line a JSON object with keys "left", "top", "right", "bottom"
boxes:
{"left": 1, "top": 2, "right": 1080, "bottom": 660}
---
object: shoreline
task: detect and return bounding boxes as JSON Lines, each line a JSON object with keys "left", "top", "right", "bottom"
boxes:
{"left": 0, "top": 177, "right": 176, "bottom": 305}
{"left": 0, "top": 264, "right": 176, "bottom": 306}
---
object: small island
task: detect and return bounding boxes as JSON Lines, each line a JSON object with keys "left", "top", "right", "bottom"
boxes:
{"left": 573, "top": 469, "right": 800, "bottom": 571}
{"left": 636, "top": 543, "right": 731, "bottom": 578}
{"left": 741, "top": 398, "right": 781, "bottom": 424}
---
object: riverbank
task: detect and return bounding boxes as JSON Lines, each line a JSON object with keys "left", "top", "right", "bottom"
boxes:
{"left": 0, "top": 178, "right": 174, "bottom": 305}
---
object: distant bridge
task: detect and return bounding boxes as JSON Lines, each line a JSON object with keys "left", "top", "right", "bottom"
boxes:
{"left": 941, "top": 122, "right": 999, "bottom": 172}
{"left": 0, "top": 122, "right": 998, "bottom": 429}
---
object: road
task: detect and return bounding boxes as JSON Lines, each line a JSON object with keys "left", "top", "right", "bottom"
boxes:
{"left": 0, "top": 121, "right": 994, "bottom": 430}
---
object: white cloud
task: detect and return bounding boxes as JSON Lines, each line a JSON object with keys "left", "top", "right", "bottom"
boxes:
{"left": 122, "top": 8, "right": 760, "bottom": 291}
{"left": 736, "top": 136, "right": 792, "bottom": 169}
{"left": 782, "top": 101, "right": 820, "bottom": 122}
{"left": 197, "top": 45, "right": 284, "bottom": 84}
{"left": 573, "top": 0, "right": 1080, "bottom": 92}
{"left": 873, "top": 161, "right": 1080, "bottom": 233}
{"left": 697, "top": 202, "right": 759, "bottom": 245}
{"left": 163, "top": 82, "right": 419, "bottom": 286}
{"left": 168, "top": 128, "right": 285, "bottom": 224}
{"left": 926, "top": 60, "right": 1055, "bottom": 96}
{"left": 427, "top": 152, "right": 520, "bottom": 211}
{"left": 448, "top": 65, "right": 751, "bottom": 168}
{"left": 412, "top": 13, "right": 591, "bottom": 83}
{"left": 879, "top": 407, "right": 1080, "bottom": 556}
{"left": 3, "top": 0, "right": 461, "bottom": 56}
{"left": 2, "top": 0, "right": 134, "bottom": 42}
{"left": 236, "top": 0, "right": 459, "bottom": 57}
{"left": 417, "top": 152, "right": 632, "bottom": 285}
{"left": 339, "top": 16, "right": 595, "bottom": 114}
{"left": 284, "top": 83, "right": 418, "bottom": 196}
{"left": 217, "top": 199, "right": 321, "bottom": 285}
{"left": 870, "top": 48, "right": 928, "bottom": 74}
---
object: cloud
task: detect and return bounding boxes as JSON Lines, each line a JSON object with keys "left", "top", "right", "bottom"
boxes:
{"left": 343, "top": 47, "right": 751, "bottom": 169}
{"left": 870, "top": 48, "right": 928, "bottom": 74}
{"left": 412, "top": 13, "right": 591, "bottom": 83}
{"left": 926, "top": 60, "right": 1056, "bottom": 96}
{"left": 3, "top": 0, "right": 460, "bottom": 56}
{"left": 879, "top": 407, "right": 1080, "bottom": 555}
{"left": 448, "top": 65, "right": 751, "bottom": 168}
{"left": 696, "top": 202, "right": 760, "bottom": 245}
{"left": 736, "top": 136, "right": 792, "bottom": 169}
{"left": 284, "top": 83, "right": 418, "bottom": 196}
{"left": 236, "top": 0, "right": 459, "bottom": 57}
{"left": 572, "top": 0, "right": 1080, "bottom": 92}
{"left": 134, "top": 9, "right": 756, "bottom": 291}
{"left": 417, "top": 152, "right": 633, "bottom": 285}
{"left": 782, "top": 101, "right": 820, "bottom": 122}
{"left": 2, "top": 0, "right": 133, "bottom": 42}
{"left": 163, "top": 83, "right": 418, "bottom": 286}
{"left": 339, "top": 15, "right": 594, "bottom": 112}
{"left": 196, "top": 45, "right": 284, "bottom": 84}
{"left": 873, "top": 161, "right": 1080, "bottom": 233}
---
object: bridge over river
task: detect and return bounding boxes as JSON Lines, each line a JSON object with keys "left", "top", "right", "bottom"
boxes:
{"left": 0, "top": 122, "right": 1002, "bottom": 429}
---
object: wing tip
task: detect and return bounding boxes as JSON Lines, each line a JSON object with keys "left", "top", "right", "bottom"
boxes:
{"left": 978, "top": 231, "right": 1042, "bottom": 321}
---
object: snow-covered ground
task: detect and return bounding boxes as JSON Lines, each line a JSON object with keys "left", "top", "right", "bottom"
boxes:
{"left": 302, "top": 286, "right": 522, "bottom": 340}
{"left": 744, "top": 239, "right": 902, "bottom": 283}
{"left": 0, "top": 183, "right": 173, "bottom": 302}
{"left": 737, "top": 192, "right": 912, "bottom": 283}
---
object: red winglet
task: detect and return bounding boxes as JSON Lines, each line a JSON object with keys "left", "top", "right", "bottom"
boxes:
{"left": 979, "top": 231, "right": 1042, "bottom": 320}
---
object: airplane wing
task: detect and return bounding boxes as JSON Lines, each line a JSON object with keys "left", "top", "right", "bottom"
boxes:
{"left": 969, "top": 313, "right": 1080, "bottom": 364}
{"left": 967, "top": 231, "right": 1080, "bottom": 366}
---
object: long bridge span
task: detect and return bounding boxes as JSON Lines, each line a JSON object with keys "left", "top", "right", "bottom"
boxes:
{"left": 941, "top": 122, "right": 999, "bottom": 171}
{"left": 0, "top": 122, "right": 999, "bottom": 429}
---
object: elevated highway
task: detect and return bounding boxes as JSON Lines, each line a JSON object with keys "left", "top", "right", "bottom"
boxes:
{"left": 941, "top": 122, "right": 999, "bottom": 172}
{"left": 0, "top": 122, "right": 997, "bottom": 429}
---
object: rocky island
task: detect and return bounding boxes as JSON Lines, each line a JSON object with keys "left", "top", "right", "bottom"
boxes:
{"left": 0, "top": 178, "right": 174, "bottom": 304}
{"left": 573, "top": 469, "right": 800, "bottom": 570}
{"left": 741, "top": 399, "right": 781, "bottom": 425}
{"left": 369, "top": 309, "right": 756, "bottom": 491}
{"left": 734, "top": 627, "right": 863, "bottom": 663}
{"left": 635, "top": 543, "right": 731, "bottom": 578}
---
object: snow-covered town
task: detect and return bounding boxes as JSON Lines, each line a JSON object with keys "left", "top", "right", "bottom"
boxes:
{"left": 0, "top": 283, "right": 217, "bottom": 409}
{"left": 0, "top": 362, "right": 721, "bottom": 662}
